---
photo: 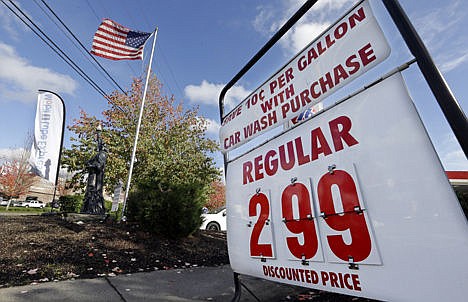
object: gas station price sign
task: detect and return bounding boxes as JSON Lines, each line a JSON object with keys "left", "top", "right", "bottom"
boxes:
{"left": 225, "top": 73, "right": 468, "bottom": 301}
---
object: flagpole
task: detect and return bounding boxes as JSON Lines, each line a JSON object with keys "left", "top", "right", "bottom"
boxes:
{"left": 121, "top": 27, "right": 158, "bottom": 220}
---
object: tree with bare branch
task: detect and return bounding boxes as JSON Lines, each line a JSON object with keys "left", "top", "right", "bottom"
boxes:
{"left": 0, "top": 136, "right": 38, "bottom": 208}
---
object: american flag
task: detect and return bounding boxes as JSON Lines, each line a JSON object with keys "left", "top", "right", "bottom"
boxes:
{"left": 91, "top": 19, "right": 152, "bottom": 60}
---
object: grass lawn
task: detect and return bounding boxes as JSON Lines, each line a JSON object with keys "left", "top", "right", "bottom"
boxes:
{"left": 0, "top": 206, "right": 56, "bottom": 214}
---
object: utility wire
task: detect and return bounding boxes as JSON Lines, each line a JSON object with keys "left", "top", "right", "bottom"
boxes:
{"left": 84, "top": 0, "right": 100, "bottom": 22}
{"left": 84, "top": 0, "right": 153, "bottom": 87}
{"left": 130, "top": 1, "right": 183, "bottom": 99}
{"left": 39, "top": 0, "right": 128, "bottom": 95}
{"left": 1, "top": 0, "right": 107, "bottom": 98}
{"left": 31, "top": 0, "right": 113, "bottom": 90}
{"left": 82, "top": 0, "right": 138, "bottom": 80}
{"left": 156, "top": 43, "right": 184, "bottom": 97}
{"left": 2, "top": 0, "right": 126, "bottom": 112}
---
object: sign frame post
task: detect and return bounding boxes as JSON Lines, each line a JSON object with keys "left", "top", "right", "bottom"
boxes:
{"left": 218, "top": 2, "right": 320, "bottom": 300}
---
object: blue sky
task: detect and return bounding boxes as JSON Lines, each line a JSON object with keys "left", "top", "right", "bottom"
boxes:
{"left": 0, "top": 0, "right": 466, "bottom": 171}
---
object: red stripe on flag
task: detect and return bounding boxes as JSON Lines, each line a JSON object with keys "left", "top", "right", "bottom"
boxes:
{"left": 101, "top": 19, "right": 129, "bottom": 35}
{"left": 94, "top": 29, "right": 126, "bottom": 44}
{"left": 100, "top": 23, "right": 128, "bottom": 36}
{"left": 91, "top": 44, "right": 143, "bottom": 59}
{"left": 91, "top": 50, "right": 143, "bottom": 61}
{"left": 90, "top": 18, "right": 150, "bottom": 61}
{"left": 93, "top": 35, "right": 130, "bottom": 51}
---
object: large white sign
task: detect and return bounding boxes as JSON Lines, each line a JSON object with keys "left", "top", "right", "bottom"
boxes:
{"left": 225, "top": 73, "right": 468, "bottom": 301}
{"left": 30, "top": 91, "right": 64, "bottom": 183}
{"left": 220, "top": 0, "right": 390, "bottom": 152}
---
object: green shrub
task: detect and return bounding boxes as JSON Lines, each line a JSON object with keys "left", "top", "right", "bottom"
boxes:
{"left": 59, "top": 195, "right": 83, "bottom": 213}
{"left": 126, "top": 181, "right": 206, "bottom": 238}
{"left": 108, "top": 202, "right": 123, "bottom": 221}
{"left": 104, "top": 200, "right": 112, "bottom": 213}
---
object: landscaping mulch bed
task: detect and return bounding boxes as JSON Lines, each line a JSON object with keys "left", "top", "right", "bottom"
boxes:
{"left": 0, "top": 214, "right": 228, "bottom": 288}
{"left": 0, "top": 214, "right": 376, "bottom": 301}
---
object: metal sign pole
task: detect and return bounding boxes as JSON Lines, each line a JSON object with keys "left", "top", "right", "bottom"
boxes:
{"left": 382, "top": 0, "right": 468, "bottom": 157}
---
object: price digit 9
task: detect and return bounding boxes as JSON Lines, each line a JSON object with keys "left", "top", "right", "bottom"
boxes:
{"left": 317, "top": 170, "right": 371, "bottom": 262}
{"left": 281, "top": 182, "right": 319, "bottom": 259}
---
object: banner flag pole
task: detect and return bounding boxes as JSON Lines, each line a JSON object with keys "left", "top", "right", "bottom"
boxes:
{"left": 121, "top": 27, "right": 159, "bottom": 220}
{"left": 30, "top": 90, "right": 66, "bottom": 205}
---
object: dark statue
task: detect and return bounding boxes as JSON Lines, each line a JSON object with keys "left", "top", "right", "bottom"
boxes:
{"left": 81, "top": 125, "right": 107, "bottom": 215}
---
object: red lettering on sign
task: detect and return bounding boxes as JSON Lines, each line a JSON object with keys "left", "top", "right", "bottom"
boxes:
{"left": 254, "top": 155, "right": 264, "bottom": 181}
{"left": 265, "top": 150, "right": 278, "bottom": 176}
{"left": 311, "top": 127, "right": 332, "bottom": 160}
{"left": 224, "top": 131, "right": 241, "bottom": 149}
{"left": 320, "top": 270, "right": 362, "bottom": 291}
{"left": 222, "top": 105, "right": 242, "bottom": 126}
{"left": 279, "top": 141, "right": 295, "bottom": 170}
{"left": 248, "top": 170, "right": 374, "bottom": 265}
{"left": 329, "top": 116, "right": 359, "bottom": 151}
{"left": 317, "top": 170, "right": 371, "bottom": 262}
{"left": 281, "top": 183, "right": 318, "bottom": 259}
{"left": 352, "top": 274, "right": 362, "bottom": 291}
{"left": 296, "top": 7, "right": 366, "bottom": 72}
{"left": 249, "top": 193, "right": 273, "bottom": 257}
{"left": 299, "top": 43, "right": 379, "bottom": 104}
{"left": 345, "top": 54, "right": 360, "bottom": 75}
{"left": 295, "top": 137, "right": 311, "bottom": 165}
{"left": 243, "top": 161, "right": 253, "bottom": 185}
{"left": 358, "top": 43, "right": 376, "bottom": 66}
{"left": 269, "top": 67, "right": 295, "bottom": 94}
{"left": 241, "top": 116, "right": 359, "bottom": 184}
{"left": 243, "top": 111, "right": 278, "bottom": 139}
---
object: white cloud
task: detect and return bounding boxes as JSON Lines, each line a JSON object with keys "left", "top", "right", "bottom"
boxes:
{"left": 0, "top": 148, "right": 24, "bottom": 161}
{"left": 413, "top": 1, "right": 462, "bottom": 46}
{"left": 184, "top": 80, "right": 250, "bottom": 110}
{"left": 288, "top": 22, "right": 330, "bottom": 54}
{"left": 413, "top": 1, "right": 468, "bottom": 72}
{"left": 436, "top": 133, "right": 468, "bottom": 171}
{"left": 185, "top": 80, "right": 222, "bottom": 106}
{"left": 440, "top": 53, "right": 468, "bottom": 73}
{"left": 253, "top": 0, "right": 353, "bottom": 55}
{"left": 0, "top": 42, "right": 77, "bottom": 103}
{"left": 310, "top": 0, "right": 354, "bottom": 12}
{"left": 204, "top": 118, "right": 221, "bottom": 136}
{"left": 0, "top": 3, "right": 28, "bottom": 40}
{"left": 253, "top": 5, "right": 277, "bottom": 34}
{"left": 254, "top": 0, "right": 467, "bottom": 71}
{"left": 442, "top": 149, "right": 468, "bottom": 171}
